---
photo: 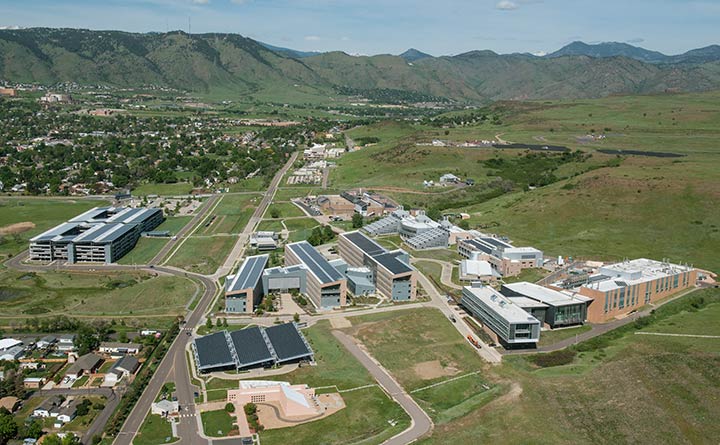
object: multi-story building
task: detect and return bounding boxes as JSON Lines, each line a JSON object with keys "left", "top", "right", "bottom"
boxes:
{"left": 500, "top": 281, "right": 592, "bottom": 328}
{"left": 338, "top": 231, "right": 417, "bottom": 301}
{"left": 224, "top": 255, "right": 269, "bottom": 313}
{"left": 29, "top": 207, "right": 164, "bottom": 264}
{"left": 552, "top": 259, "right": 696, "bottom": 323}
{"left": 285, "top": 241, "right": 347, "bottom": 309}
{"left": 461, "top": 284, "right": 541, "bottom": 348}
{"left": 457, "top": 236, "right": 543, "bottom": 277}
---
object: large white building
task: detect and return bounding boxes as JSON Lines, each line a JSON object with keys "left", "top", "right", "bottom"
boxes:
{"left": 461, "top": 284, "right": 541, "bottom": 348}
{"left": 29, "top": 207, "right": 164, "bottom": 264}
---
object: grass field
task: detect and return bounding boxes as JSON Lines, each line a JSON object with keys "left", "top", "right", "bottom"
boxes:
{"left": 201, "top": 410, "right": 236, "bottom": 437}
{"left": 134, "top": 414, "right": 177, "bottom": 445}
{"left": 117, "top": 216, "right": 192, "bottom": 265}
{"left": 345, "top": 308, "right": 496, "bottom": 424}
{"left": 0, "top": 198, "right": 108, "bottom": 258}
{"left": 266, "top": 201, "right": 306, "bottom": 218}
{"left": 253, "top": 320, "right": 410, "bottom": 444}
{"left": 419, "top": 288, "right": 720, "bottom": 444}
{"left": 132, "top": 182, "right": 194, "bottom": 196}
{"left": 334, "top": 92, "right": 720, "bottom": 275}
{"left": 166, "top": 193, "right": 259, "bottom": 274}
{"left": 0, "top": 269, "right": 195, "bottom": 319}
{"left": 537, "top": 324, "right": 592, "bottom": 347}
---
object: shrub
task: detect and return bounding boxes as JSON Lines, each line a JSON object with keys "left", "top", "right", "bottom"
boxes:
{"left": 530, "top": 349, "right": 576, "bottom": 368}
{"left": 225, "top": 403, "right": 235, "bottom": 413}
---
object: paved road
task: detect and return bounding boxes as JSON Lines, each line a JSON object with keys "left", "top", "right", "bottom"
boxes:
{"left": 216, "top": 151, "right": 298, "bottom": 278}
{"left": 333, "top": 331, "right": 433, "bottom": 445}
{"left": 150, "top": 194, "right": 221, "bottom": 265}
{"left": 113, "top": 271, "right": 217, "bottom": 445}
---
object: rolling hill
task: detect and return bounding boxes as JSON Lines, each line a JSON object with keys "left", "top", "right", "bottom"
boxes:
{"left": 2, "top": 28, "right": 720, "bottom": 103}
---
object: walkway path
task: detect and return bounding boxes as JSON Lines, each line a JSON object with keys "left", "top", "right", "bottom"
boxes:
{"left": 332, "top": 331, "right": 433, "bottom": 445}
{"left": 412, "top": 258, "right": 462, "bottom": 290}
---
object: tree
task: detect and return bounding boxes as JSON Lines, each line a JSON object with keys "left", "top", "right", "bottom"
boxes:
{"left": 222, "top": 318, "right": 228, "bottom": 328}
{"left": 270, "top": 208, "right": 280, "bottom": 219}
{"left": 0, "top": 409, "right": 18, "bottom": 444}
{"left": 351, "top": 213, "right": 364, "bottom": 228}
{"left": 42, "top": 433, "right": 81, "bottom": 445}
{"left": 205, "top": 317, "right": 213, "bottom": 330}
{"left": 293, "top": 313, "right": 300, "bottom": 323}
{"left": 20, "top": 419, "right": 43, "bottom": 440}
{"left": 225, "top": 402, "right": 235, "bottom": 413}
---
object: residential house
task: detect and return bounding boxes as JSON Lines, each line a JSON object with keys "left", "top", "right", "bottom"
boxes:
{"left": 0, "top": 346, "right": 25, "bottom": 361}
{"left": 23, "top": 377, "right": 45, "bottom": 389}
{"left": 103, "top": 355, "right": 139, "bottom": 385}
{"left": 0, "top": 396, "right": 19, "bottom": 413}
{"left": 36, "top": 335, "right": 57, "bottom": 349}
{"left": 65, "top": 353, "right": 102, "bottom": 380}
{"left": 99, "top": 342, "right": 142, "bottom": 356}
{"left": 33, "top": 396, "right": 62, "bottom": 418}
{"left": 57, "top": 334, "right": 76, "bottom": 353}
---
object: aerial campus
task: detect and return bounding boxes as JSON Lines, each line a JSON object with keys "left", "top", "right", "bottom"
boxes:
{"left": 1, "top": 5, "right": 720, "bottom": 445}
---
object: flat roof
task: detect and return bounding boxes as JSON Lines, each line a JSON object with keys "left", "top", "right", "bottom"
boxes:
{"left": 30, "top": 222, "right": 84, "bottom": 243}
{"left": 463, "top": 286, "right": 540, "bottom": 324}
{"left": 73, "top": 223, "right": 137, "bottom": 244}
{"left": 507, "top": 296, "right": 549, "bottom": 309}
{"left": 264, "top": 323, "right": 313, "bottom": 362}
{"left": 68, "top": 207, "right": 113, "bottom": 223}
{"left": 287, "top": 241, "right": 343, "bottom": 284}
{"left": 343, "top": 231, "right": 386, "bottom": 257}
{"left": 226, "top": 255, "right": 269, "bottom": 293}
{"left": 229, "top": 327, "right": 274, "bottom": 368}
{"left": 503, "top": 282, "right": 592, "bottom": 306}
{"left": 373, "top": 251, "right": 413, "bottom": 275}
{"left": 107, "top": 207, "right": 161, "bottom": 224}
{"left": 462, "top": 238, "right": 494, "bottom": 254}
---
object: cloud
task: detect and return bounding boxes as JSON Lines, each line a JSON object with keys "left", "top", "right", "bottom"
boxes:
{"left": 496, "top": 0, "right": 519, "bottom": 10}
{"left": 230, "top": 0, "right": 248, "bottom": 4}
{"left": 532, "top": 51, "right": 547, "bottom": 56}
{"left": 626, "top": 38, "right": 645, "bottom": 44}
{"left": 191, "top": 0, "right": 210, "bottom": 4}
{"left": 304, "top": 35, "right": 321, "bottom": 41}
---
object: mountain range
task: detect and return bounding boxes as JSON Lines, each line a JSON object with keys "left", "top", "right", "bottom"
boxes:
{"left": 1, "top": 28, "right": 720, "bottom": 103}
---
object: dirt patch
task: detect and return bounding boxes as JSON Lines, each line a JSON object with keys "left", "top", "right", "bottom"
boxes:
{"left": 330, "top": 317, "right": 352, "bottom": 329}
{"left": 0, "top": 222, "right": 36, "bottom": 235}
{"left": 413, "top": 360, "right": 460, "bottom": 380}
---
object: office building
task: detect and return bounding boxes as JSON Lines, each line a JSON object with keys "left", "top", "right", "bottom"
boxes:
{"left": 461, "top": 285, "right": 541, "bottom": 348}
{"left": 501, "top": 281, "right": 592, "bottom": 328}
{"left": 552, "top": 258, "right": 696, "bottom": 323}
{"left": 29, "top": 206, "right": 164, "bottom": 264}
{"left": 285, "top": 241, "right": 347, "bottom": 309}
{"left": 224, "top": 255, "right": 269, "bottom": 313}
{"left": 338, "top": 231, "right": 416, "bottom": 301}
{"left": 458, "top": 235, "right": 543, "bottom": 277}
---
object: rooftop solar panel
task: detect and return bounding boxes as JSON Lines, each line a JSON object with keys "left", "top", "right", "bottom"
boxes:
{"left": 481, "top": 237, "right": 512, "bottom": 249}
{"left": 344, "top": 231, "right": 386, "bottom": 256}
{"left": 193, "top": 332, "right": 234, "bottom": 370}
{"left": 264, "top": 323, "right": 313, "bottom": 362}
{"left": 229, "top": 327, "right": 274, "bottom": 367}
{"left": 227, "top": 255, "right": 269, "bottom": 293}
{"left": 465, "top": 239, "right": 493, "bottom": 254}
{"left": 373, "top": 252, "right": 413, "bottom": 275}
{"left": 288, "top": 242, "right": 343, "bottom": 284}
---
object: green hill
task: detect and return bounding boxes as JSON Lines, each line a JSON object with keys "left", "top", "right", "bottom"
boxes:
{"left": 2, "top": 28, "right": 720, "bottom": 103}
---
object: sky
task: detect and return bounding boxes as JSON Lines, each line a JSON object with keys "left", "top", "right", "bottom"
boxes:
{"left": 1, "top": 0, "right": 719, "bottom": 56}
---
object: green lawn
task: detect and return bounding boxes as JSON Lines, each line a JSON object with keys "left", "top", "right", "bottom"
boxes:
{"left": 165, "top": 235, "right": 236, "bottom": 275}
{"left": 346, "top": 308, "right": 495, "bottom": 424}
{"left": 266, "top": 202, "right": 306, "bottom": 218}
{"left": 537, "top": 324, "right": 592, "bottom": 347}
{"left": 72, "top": 375, "right": 89, "bottom": 388}
{"left": 117, "top": 216, "right": 192, "bottom": 265}
{"left": 0, "top": 269, "right": 195, "bottom": 319}
{"left": 0, "top": 198, "right": 108, "bottom": 258}
{"left": 256, "top": 320, "right": 410, "bottom": 445}
{"left": 420, "top": 288, "right": 720, "bottom": 444}
{"left": 201, "top": 194, "right": 260, "bottom": 235}
{"left": 201, "top": 410, "right": 236, "bottom": 437}
{"left": 135, "top": 414, "right": 177, "bottom": 445}
{"left": 132, "top": 182, "right": 194, "bottom": 196}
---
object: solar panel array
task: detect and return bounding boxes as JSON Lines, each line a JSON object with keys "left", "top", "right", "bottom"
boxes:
{"left": 264, "top": 323, "right": 313, "bottom": 361}
{"left": 194, "top": 332, "right": 235, "bottom": 370}
{"left": 227, "top": 255, "right": 269, "bottom": 293}
{"left": 288, "top": 241, "right": 344, "bottom": 284}
{"left": 193, "top": 322, "right": 313, "bottom": 372}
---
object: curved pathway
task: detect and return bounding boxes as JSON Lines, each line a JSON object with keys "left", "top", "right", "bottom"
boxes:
{"left": 332, "top": 331, "right": 433, "bottom": 445}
